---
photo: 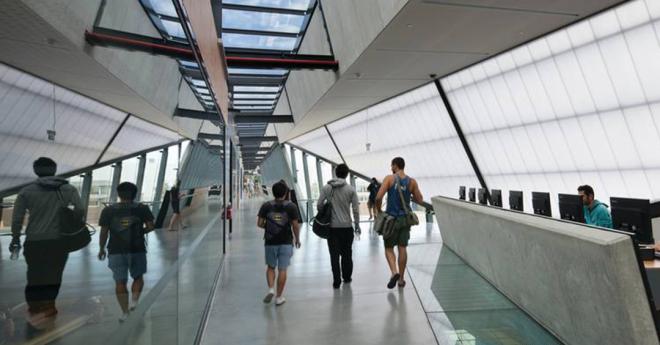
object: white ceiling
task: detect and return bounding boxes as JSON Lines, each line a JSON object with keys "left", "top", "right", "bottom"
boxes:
{"left": 282, "top": 0, "right": 624, "bottom": 140}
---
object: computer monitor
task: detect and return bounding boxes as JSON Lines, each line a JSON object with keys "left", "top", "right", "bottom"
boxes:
{"left": 532, "top": 192, "right": 552, "bottom": 217}
{"left": 468, "top": 188, "right": 476, "bottom": 202}
{"left": 558, "top": 193, "right": 584, "bottom": 223}
{"left": 459, "top": 186, "right": 466, "bottom": 200}
{"left": 610, "top": 197, "right": 653, "bottom": 244}
{"left": 509, "top": 191, "right": 523, "bottom": 211}
{"left": 478, "top": 188, "right": 488, "bottom": 205}
{"left": 490, "top": 189, "right": 502, "bottom": 207}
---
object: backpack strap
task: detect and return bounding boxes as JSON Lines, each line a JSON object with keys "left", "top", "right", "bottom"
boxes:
{"left": 395, "top": 175, "right": 412, "bottom": 214}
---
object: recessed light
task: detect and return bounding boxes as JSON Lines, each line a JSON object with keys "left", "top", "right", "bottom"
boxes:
{"left": 406, "top": 24, "right": 413, "bottom": 28}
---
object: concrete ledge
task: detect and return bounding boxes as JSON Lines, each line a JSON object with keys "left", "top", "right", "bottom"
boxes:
{"left": 432, "top": 196, "right": 658, "bottom": 345}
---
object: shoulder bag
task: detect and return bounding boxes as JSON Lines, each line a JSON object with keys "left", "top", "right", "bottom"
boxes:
{"left": 395, "top": 176, "right": 419, "bottom": 227}
{"left": 312, "top": 185, "right": 334, "bottom": 239}
{"left": 374, "top": 177, "right": 397, "bottom": 239}
{"left": 56, "top": 188, "right": 92, "bottom": 252}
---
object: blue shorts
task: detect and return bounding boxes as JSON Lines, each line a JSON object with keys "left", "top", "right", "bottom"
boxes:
{"left": 265, "top": 245, "right": 293, "bottom": 270}
{"left": 108, "top": 253, "right": 147, "bottom": 282}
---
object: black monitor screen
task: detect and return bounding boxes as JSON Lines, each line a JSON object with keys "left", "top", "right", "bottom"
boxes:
{"left": 509, "top": 191, "right": 523, "bottom": 211}
{"left": 558, "top": 194, "right": 584, "bottom": 223}
{"left": 468, "top": 188, "right": 476, "bottom": 202}
{"left": 459, "top": 186, "right": 466, "bottom": 200}
{"left": 478, "top": 188, "right": 488, "bottom": 205}
{"left": 611, "top": 197, "right": 653, "bottom": 244}
{"left": 532, "top": 192, "right": 552, "bottom": 217}
{"left": 490, "top": 189, "right": 502, "bottom": 207}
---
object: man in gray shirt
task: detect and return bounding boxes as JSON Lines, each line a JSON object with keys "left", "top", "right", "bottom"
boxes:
{"left": 317, "top": 164, "right": 360, "bottom": 289}
{"left": 10, "top": 157, "right": 82, "bottom": 326}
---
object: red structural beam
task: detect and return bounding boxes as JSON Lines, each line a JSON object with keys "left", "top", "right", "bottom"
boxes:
{"left": 85, "top": 28, "right": 338, "bottom": 70}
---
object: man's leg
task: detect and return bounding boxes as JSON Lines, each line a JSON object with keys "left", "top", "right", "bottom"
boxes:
{"left": 327, "top": 231, "right": 341, "bottom": 286}
{"left": 276, "top": 269, "right": 287, "bottom": 298}
{"left": 48, "top": 244, "right": 69, "bottom": 312}
{"left": 266, "top": 266, "right": 276, "bottom": 289}
{"left": 397, "top": 246, "right": 408, "bottom": 283}
{"left": 384, "top": 247, "right": 398, "bottom": 276}
{"left": 131, "top": 277, "right": 144, "bottom": 306}
{"left": 24, "top": 242, "right": 44, "bottom": 315}
{"left": 168, "top": 213, "right": 179, "bottom": 230}
{"left": 339, "top": 228, "right": 354, "bottom": 282}
{"left": 115, "top": 282, "right": 129, "bottom": 314}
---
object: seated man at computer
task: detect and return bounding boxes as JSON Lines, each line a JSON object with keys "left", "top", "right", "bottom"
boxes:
{"left": 578, "top": 185, "right": 613, "bottom": 229}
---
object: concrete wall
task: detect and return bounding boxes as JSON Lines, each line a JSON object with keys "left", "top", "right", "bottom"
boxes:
{"left": 431, "top": 196, "right": 658, "bottom": 345}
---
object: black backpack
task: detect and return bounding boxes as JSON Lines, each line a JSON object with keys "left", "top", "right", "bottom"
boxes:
{"left": 56, "top": 187, "right": 91, "bottom": 252}
{"left": 109, "top": 203, "right": 146, "bottom": 251}
{"left": 264, "top": 201, "right": 292, "bottom": 240}
{"left": 312, "top": 184, "right": 334, "bottom": 239}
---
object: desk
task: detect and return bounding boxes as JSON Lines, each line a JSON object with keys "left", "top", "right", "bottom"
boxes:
{"left": 644, "top": 260, "right": 660, "bottom": 310}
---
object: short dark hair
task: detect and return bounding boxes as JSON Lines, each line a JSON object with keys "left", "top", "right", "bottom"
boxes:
{"left": 33, "top": 157, "right": 57, "bottom": 177}
{"left": 335, "top": 164, "right": 349, "bottom": 179}
{"left": 272, "top": 182, "right": 288, "bottom": 199}
{"left": 117, "top": 182, "right": 138, "bottom": 201}
{"left": 577, "top": 185, "right": 594, "bottom": 197}
{"left": 391, "top": 157, "right": 405, "bottom": 170}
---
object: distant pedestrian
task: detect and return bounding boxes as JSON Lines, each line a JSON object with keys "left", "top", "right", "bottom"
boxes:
{"left": 98, "top": 182, "right": 155, "bottom": 322}
{"left": 168, "top": 181, "right": 186, "bottom": 231}
{"left": 257, "top": 182, "right": 301, "bottom": 306}
{"left": 317, "top": 164, "right": 360, "bottom": 289}
{"left": 367, "top": 178, "right": 381, "bottom": 220}
{"left": 375, "top": 157, "right": 424, "bottom": 289}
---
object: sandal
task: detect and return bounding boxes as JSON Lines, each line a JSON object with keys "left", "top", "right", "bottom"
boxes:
{"left": 387, "top": 273, "right": 400, "bottom": 289}
{"left": 398, "top": 280, "right": 406, "bottom": 288}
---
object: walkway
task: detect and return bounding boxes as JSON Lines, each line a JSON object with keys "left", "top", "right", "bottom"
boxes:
{"left": 201, "top": 199, "right": 561, "bottom": 345}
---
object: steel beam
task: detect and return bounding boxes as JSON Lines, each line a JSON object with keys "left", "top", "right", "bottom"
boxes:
{"left": 234, "top": 115, "right": 293, "bottom": 123}
{"left": 135, "top": 154, "right": 147, "bottom": 201}
{"left": 198, "top": 133, "right": 224, "bottom": 141}
{"left": 174, "top": 108, "right": 221, "bottom": 121}
{"left": 239, "top": 136, "right": 278, "bottom": 143}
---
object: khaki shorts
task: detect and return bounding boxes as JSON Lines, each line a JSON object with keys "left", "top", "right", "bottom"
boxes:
{"left": 383, "top": 217, "right": 411, "bottom": 248}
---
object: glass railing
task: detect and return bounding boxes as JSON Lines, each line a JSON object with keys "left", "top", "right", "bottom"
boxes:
{"left": 0, "top": 188, "right": 226, "bottom": 345}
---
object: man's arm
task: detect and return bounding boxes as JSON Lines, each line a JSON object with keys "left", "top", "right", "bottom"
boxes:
{"left": 410, "top": 179, "right": 424, "bottom": 204}
{"left": 351, "top": 189, "right": 360, "bottom": 226}
{"left": 291, "top": 219, "right": 301, "bottom": 248}
{"left": 374, "top": 176, "right": 392, "bottom": 212}
{"left": 257, "top": 217, "right": 266, "bottom": 229}
{"left": 10, "top": 193, "right": 26, "bottom": 242}
{"left": 98, "top": 226, "right": 109, "bottom": 260}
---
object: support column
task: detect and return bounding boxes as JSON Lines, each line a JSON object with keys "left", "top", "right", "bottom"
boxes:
{"left": 350, "top": 174, "right": 357, "bottom": 190}
{"left": 153, "top": 148, "right": 168, "bottom": 214}
{"left": 316, "top": 157, "right": 324, "bottom": 194}
{"left": 229, "top": 143, "right": 234, "bottom": 235}
{"left": 331, "top": 164, "right": 337, "bottom": 179}
{"left": 135, "top": 154, "right": 147, "bottom": 201}
{"left": 290, "top": 146, "right": 298, "bottom": 185}
{"left": 80, "top": 171, "right": 93, "bottom": 221}
{"left": 109, "top": 162, "right": 122, "bottom": 203}
{"left": 302, "top": 152, "right": 313, "bottom": 222}
{"left": 434, "top": 79, "right": 490, "bottom": 202}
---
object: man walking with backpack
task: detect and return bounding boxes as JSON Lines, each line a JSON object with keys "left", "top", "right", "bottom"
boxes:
{"left": 375, "top": 157, "right": 424, "bottom": 289}
{"left": 10, "top": 157, "right": 83, "bottom": 326}
{"left": 98, "top": 182, "right": 155, "bottom": 322}
{"left": 317, "top": 164, "right": 360, "bottom": 289}
{"left": 257, "top": 182, "right": 301, "bottom": 306}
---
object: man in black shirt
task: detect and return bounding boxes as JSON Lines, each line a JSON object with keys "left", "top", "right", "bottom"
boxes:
{"left": 98, "top": 182, "right": 155, "bottom": 322}
{"left": 257, "top": 182, "right": 301, "bottom": 306}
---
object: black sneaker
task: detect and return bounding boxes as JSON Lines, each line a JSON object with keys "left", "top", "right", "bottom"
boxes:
{"left": 333, "top": 281, "right": 341, "bottom": 289}
{"left": 387, "top": 273, "right": 400, "bottom": 289}
{"left": 343, "top": 278, "right": 352, "bottom": 283}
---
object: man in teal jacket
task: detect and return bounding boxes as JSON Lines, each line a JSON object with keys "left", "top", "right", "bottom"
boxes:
{"left": 578, "top": 185, "right": 613, "bottom": 228}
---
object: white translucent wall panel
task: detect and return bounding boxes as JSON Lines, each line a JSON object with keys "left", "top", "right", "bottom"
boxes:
{"left": 0, "top": 63, "right": 126, "bottom": 191}
{"left": 102, "top": 116, "right": 181, "bottom": 161}
{"left": 442, "top": 0, "right": 660, "bottom": 214}
{"left": 327, "top": 83, "right": 480, "bottom": 198}
{"left": 288, "top": 127, "right": 342, "bottom": 163}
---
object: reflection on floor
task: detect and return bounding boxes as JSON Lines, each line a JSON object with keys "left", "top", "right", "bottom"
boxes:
{"left": 0, "top": 198, "right": 224, "bottom": 345}
{"left": 202, "top": 200, "right": 561, "bottom": 345}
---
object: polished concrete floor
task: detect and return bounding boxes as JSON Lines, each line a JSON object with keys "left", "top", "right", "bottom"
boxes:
{"left": 201, "top": 199, "right": 561, "bottom": 345}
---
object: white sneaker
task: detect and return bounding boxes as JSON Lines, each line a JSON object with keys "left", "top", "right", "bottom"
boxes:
{"left": 263, "top": 288, "right": 275, "bottom": 303}
{"left": 119, "top": 313, "right": 129, "bottom": 323}
{"left": 275, "top": 297, "right": 286, "bottom": 306}
{"left": 129, "top": 300, "right": 138, "bottom": 311}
